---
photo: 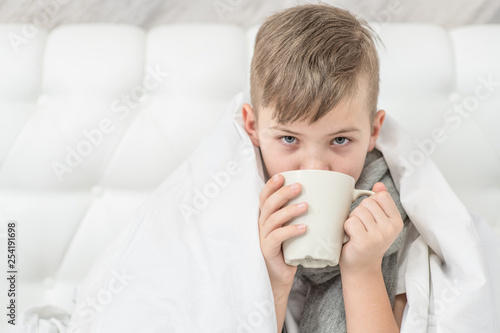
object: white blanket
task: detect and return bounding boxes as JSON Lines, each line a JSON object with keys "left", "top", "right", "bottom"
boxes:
{"left": 10, "top": 90, "right": 500, "bottom": 332}
{"left": 373, "top": 113, "right": 500, "bottom": 332}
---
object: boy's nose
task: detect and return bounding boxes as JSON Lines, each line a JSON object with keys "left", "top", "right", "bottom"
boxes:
{"left": 300, "top": 158, "right": 331, "bottom": 171}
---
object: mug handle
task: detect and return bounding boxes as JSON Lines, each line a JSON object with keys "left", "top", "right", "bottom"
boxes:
{"left": 342, "top": 189, "right": 375, "bottom": 244}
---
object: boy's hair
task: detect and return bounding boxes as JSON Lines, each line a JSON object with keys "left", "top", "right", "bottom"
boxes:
{"left": 250, "top": 3, "right": 382, "bottom": 126}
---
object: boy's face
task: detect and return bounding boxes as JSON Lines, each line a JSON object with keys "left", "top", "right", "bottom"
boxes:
{"left": 242, "top": 94, "right": 385, "bottom": 183}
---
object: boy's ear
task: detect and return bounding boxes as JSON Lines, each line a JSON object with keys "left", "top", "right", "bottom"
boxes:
{"left": 368, "top": 110, "right": 386, "bottom": 152}
{"left": 242, "top": 103, "right": 260, "bottom": 147}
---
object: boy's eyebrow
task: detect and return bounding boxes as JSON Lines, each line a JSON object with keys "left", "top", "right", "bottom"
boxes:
{"left": 270, "top": 126, "right": 360, "bottom": 137}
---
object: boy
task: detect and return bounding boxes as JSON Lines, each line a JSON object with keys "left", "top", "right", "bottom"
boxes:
{"left": 242, "top": 4, "right": 410, "bottom": 333}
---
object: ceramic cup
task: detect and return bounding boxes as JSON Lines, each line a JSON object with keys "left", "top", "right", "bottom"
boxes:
{"left": 280, "top": 170, "right": 374, "bottom": 268}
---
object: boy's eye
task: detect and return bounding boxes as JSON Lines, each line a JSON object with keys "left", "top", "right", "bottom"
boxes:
{"left": 280, "top": 136, "right": 297, "bottom": 144}
{"left": 333, "top": 137, "right": 349, "bottom": 145}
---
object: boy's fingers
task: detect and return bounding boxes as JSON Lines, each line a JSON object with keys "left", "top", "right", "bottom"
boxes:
{"left": 372, "top": 190, "right": 400, "bottom": 220}
{"left": 264, "top": 224, "right": 307, "bottom": 252}
{"left": 360, "top": 198, "right": 387, "bottom": 223}
{"left": 350, "top": 206, "right": 376, "bottom": 232}
{"left": 261, "top": 202, "right": 308, "bottom": 239}
{"left": 372, "top": 182, "right": 387, "bottom": 193}
{"left": 370, "top": 191, "right": 404, "bottom": 236}
{"left": 369, "top": 183, "right": 400, "bottom": 220}
{"left": 260, "top": 182, "right": 302, "bottom": 229}
{"left": 344, "top": 215, "right": 367, "bottom": 238}
{"left": 259, "top": 174, "right": 283, "bottom": 211}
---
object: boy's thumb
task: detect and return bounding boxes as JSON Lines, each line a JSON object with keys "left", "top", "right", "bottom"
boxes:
{"left": 372, "top": 182, "right": 387, "bottom": 193}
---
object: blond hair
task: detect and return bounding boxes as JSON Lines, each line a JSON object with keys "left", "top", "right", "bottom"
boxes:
{"left": 250, "top": 3, "right": 382, "bottom": 126}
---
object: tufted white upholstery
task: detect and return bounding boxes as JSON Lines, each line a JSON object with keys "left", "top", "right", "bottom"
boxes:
{"left": 0, "top": 22, "right": 499, "bottom": 324}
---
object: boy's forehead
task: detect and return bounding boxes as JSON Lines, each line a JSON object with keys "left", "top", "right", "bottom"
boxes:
{"left": 260, "top": 95, "right": 369, "bottom": 130}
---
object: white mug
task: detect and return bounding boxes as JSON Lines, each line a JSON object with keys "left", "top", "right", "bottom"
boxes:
{"left": 280, "top": 170, "right": 374, "bottom": 268}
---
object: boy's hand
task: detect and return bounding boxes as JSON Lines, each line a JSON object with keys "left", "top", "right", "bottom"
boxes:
{"left": 339, "top": 182, "right": 403, "bottom": 275}
{"left": 258, "top": 174, "right": 308, "bottom": 289}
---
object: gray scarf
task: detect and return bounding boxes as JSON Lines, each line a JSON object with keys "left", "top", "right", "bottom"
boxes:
{"left": 285, "top": 148, "right": 411, "bottom": 333}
